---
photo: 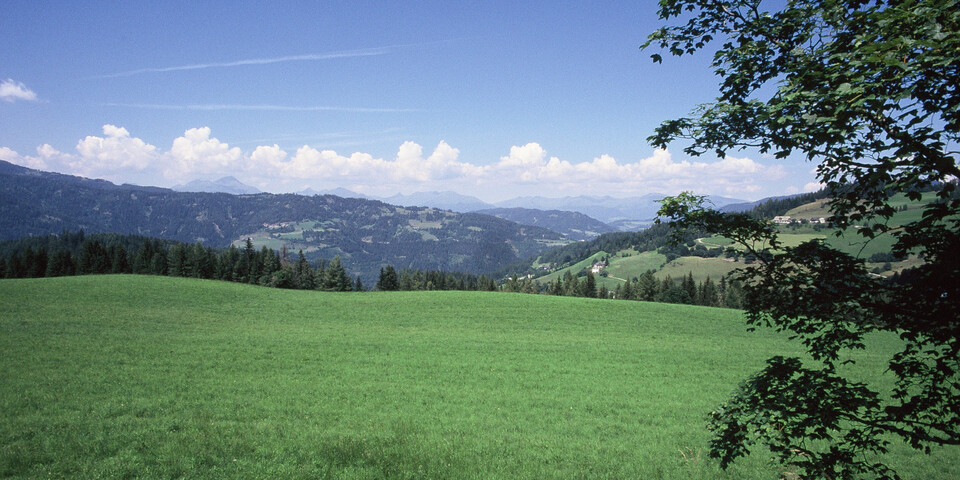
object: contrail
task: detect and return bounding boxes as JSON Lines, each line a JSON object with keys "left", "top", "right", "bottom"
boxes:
{"left": 100, "top": 103, "right": 416, "bottom": 113}
{"left": 92, "top": 47, "right": 390, "bottom": 79}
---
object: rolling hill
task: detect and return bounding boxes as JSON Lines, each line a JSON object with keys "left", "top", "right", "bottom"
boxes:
{"left": 516, "top": 191, "right": 936, "bottom": 293}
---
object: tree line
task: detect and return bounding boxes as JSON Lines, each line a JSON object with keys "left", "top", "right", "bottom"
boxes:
{"left": 2, "top": 230, "right": 746, "bottom": 310}
{"left": 374, "top": 265, "right": 498, "bottom": 292}
{"left": 0, "top": 231, "right": 359, "bottom": 292}
{"left": 501, "top": 268, "right": 744, "bottom": 308}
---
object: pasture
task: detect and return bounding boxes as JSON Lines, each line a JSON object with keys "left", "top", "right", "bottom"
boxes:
{"left": 603, "top": 250, "right": 668, "bottom": 283}
{"left": 1, "top": 276, "right": 957, "bottom": 479}
{"left": 653, "top": 257, "right": 740, "bottom": 285}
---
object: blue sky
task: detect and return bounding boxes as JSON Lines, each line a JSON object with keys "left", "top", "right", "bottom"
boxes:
{"left": 0, "top": 0, "right": 818, "bottom": 201}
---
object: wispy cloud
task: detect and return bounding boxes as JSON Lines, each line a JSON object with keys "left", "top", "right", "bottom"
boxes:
{"left": 0, "top": 78, "right": 38, "bottom": 102}
{"left": 100, "top": 103, "right": 416, "bottom": 113}
{"left": 93, "top": 46, "right": 395, "bottom": 79}
{"left": 236, "top": 128, "right": 405, "bottom": 148}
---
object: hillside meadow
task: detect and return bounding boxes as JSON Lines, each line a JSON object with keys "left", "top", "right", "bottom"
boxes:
{"left": 1, "top": 276, "right": 957, "bottom": 479}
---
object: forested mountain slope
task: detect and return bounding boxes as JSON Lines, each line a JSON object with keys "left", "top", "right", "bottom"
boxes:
{"left": 0, "top": 160, "right": 566, "bottom": 279}
{"left": 474, "top": 207, "right": 616, "bottom": 241}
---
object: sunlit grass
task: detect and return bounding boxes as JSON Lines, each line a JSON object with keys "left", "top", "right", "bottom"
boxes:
{"left": 1, "top": 276, "right": 956, "bottom": 479}
{"left": 654, "top": 256, "right": 741, "bottom": 284}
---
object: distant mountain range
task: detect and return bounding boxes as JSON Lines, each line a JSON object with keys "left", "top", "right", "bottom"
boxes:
{"left": 474, "top": 207, "right": 617, "bottom": 241}
{"left": 298, "top": 187, "right": 371, "bottom": 198}
{"left": 289, "top": 188, "right": 746, "bottom": 233}
{"left": 75, "top": 171, "right": 755, "bottom": 243}
{"left": 0, "top": 161, "right": 566, "bottom": 280}
{"left": 172, "top": 176, "right": 261, "bottom": 195}
{"left": 381, "top": 191, "right": 492, "bottom": 213}
{"left": 493, "top": 194, "right": 747, "bottom": 225}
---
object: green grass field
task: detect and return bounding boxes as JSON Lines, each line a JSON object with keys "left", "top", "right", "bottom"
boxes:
{"left": 654, "top": 257, "right": 741, "bottom": 284}
{"left": 533, "top": 251, "right": 610, "bottom": 284}
{"left": 604, "top": 250, "right": 668, "bottom": 282}
{"left": 783, "top": 193, "right": 944, "bottom": 262}
{"left": 1, "top": 276, "right": 957, "bottom": 479}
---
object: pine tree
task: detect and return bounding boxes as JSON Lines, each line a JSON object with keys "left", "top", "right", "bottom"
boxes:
{"left": 191, "top": 243, "right": 214, "bottom": 279}
{"left": 79, "top": 240, "right": 110, "bottom": 275}
{"left": 258, "top": 247, "right": 279, "bottom": 285}
{"left": 698, "top": 276, "right": 719, "bottom": 307}
{"left": 45, "top": 249, "right": 75, "bottom": 277}
{"left": 681, "top": 272, "right": 697, "bottom": 304}
{"left": 167, "top": 243, "right": 187, "bottom": 277}
{"left": 598, "top": 284, "right": 610, "bottom": 299}
{"left": 294, "top": 250, "right": 315, "bottom": 290}
{"left": 322, "top": 255, "right": 351, "bottom": 291}
{"left": 562, "top": 271, "right": 578, "bottom": 297}
{"left": 583, "top": 272, "right": 597, "bottom": 298}
{"left": 109, "top": 245, "right": 129, "bottom": 274}
{"left": 637, "top": 270, "right": 660, "bottom": 301}
{"left": 24, "top": 246, "right": 48, "bottom": 278}
{"left": 376, "top": 265, "right": 399, "bottom": 291}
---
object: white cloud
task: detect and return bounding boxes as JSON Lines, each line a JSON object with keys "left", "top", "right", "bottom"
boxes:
{"left": 0, "top": 146, "right": 46, "bottom": 169}
{"left": 0, "top": 125, "right": 790, "bottom": 199}
{"left": 0, "top": 145, "right": 78, "bottom": 171}
{"left": 0, "top": 79, "right": 38, "bottom": 102}
{"left": 248, "top": 140, "right": 472, "bottom": 190}
{"left": 803, "top": 181, "right": 825, "bottom": 192}
{"left": 250, "top": 144, "right": 288, "bottom": 171}
{"left": 393, "top": 140, "right": 471, "bottom": 182}
{"left": 165, "top": 127, "right": 243, "bottom": 180}
{"left": 464, "top": 145, "right": 777, "bottom": 197}
{"left": 74, "top": 124, "right": 159, "bottom": 176}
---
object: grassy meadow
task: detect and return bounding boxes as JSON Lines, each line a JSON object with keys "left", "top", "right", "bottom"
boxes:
{"left": 1, "top": 276, "right": 957, "bottom": 479}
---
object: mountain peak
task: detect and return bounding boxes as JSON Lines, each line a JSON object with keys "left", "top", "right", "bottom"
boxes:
{"left": 172, "top": 177, "right": 260, "bottom": 195}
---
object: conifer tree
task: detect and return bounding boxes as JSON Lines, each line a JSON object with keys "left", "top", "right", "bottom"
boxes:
{"left": 637, "top": 270, "right": 659, "bottom": 301}
{"left": 583, "top": 272, "right": 597, "bottom": 298}
{"left": 376, "top": 265, "right": 399, "bottom": 291}
{"left": 294, "top": 250, "right": 315, "bottom": 290}
{"left": 322, "top": 255, "right": 351, "bottom": 291}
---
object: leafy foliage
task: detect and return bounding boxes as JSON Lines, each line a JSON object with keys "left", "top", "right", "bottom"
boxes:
{"left": 647, "top": 0, "right": 960, "bottom": 477}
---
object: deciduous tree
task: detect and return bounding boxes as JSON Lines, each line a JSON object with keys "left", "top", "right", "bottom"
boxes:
{"left": 646, "top": 0, "right": 959, "bottom": 477}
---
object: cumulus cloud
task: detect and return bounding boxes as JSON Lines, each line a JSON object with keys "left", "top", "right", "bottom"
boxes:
{"left": 73, "top": 124, "right": 159, "bottom": 176}
{"left": 0, "top": 125, "right": 789, "bottom": 198}
{"left": 460, "top": 144, "right": 777, "bottom": 196}
{"left": 0, "top": 144, "right": 78, "bottom": 171}
{"left": 165, "top": 127, "right": 243, "bottom": 180}
{"left": 250, "top": 140, "right": 472, "bottom": 190}
{"left": 393, "top": 140, "right": 471, "bottom": 182}
{"left": 278, "top": 145, "right": 387, "bottom": 179}
{"left": 0, "top": 79, "right": 38, "bottom": 102}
